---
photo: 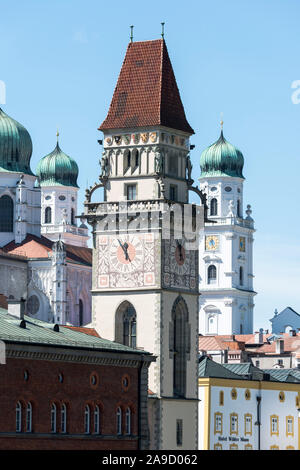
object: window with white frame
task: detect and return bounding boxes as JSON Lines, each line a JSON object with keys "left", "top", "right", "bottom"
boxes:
{"left": 116, "top": 407, "right": 122, "bottom": 435}
{"left": 84, "top": 405, "right": 90, "bottom": 434}
{"left": 214, "top": 412, "right": 223, "bottom": 434}
{"left": 271, "top": 415, "right": 279, "bottom": 436}
{"left": 230, "top": 413, "right": 238, "bottom": 435}
{"left": 51, "top": 403, "right": 57, "bottom": 433}
{"left": 16, "top": 402, "right": 22, "bottom": 433}
{"left": 61, "top": 403, "right": 67, "bottom": 433}
{"left": 245, "top": 414, "right": 252, "bottom": 435}
{"left": 287, "top": 416, "right": 294, "bottom": 436}
{"left": 94, "top": 405, "right": 100, "bottom": 434}
{"left": 125, "top": 407, "right": 131, "bottom": 435}
{"left": 26, "top": 402, "right": 32, "bottom": 432}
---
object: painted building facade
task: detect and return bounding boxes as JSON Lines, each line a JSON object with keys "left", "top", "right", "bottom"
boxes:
{"left": 198, "top": 356, "right": 300, "bottom": 450}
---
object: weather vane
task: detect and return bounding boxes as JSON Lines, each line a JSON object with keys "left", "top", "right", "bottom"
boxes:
{"left": 130, "top": 25, "right": 134, "bottom": 43}
{"left": 220, "top": 112, "right": 224, "bottom": 130}
{"left": 56, "top": 129, "right": 59, "bottom": 143}
{"left": 161, "top": 22, "right": 165, "bottom": 39}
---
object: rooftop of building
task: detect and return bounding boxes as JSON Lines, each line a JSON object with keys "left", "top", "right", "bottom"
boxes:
{"left": 99, "top": 39, "right": 194, "bottom": 134}
{"left": 0, "top": 306, "right": 150, "bottom": 355}
{"left": 3, "top": 234, "right": 92, "bottom": 266}
{"left": 198, "top": 356, "right": 300, "bottom": 383}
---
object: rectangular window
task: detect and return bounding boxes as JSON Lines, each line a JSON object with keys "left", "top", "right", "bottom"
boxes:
{"left": 126, "top": 184, "right": 137, "bottom": 201}
{"left": 176, "top": 419, "right": 183, "bottom": 446}
{"left": 255, "top": 360, "right": 260, "bottom": 367}
{"left": 214, "top": 413, "right": 223, "bottom": 434}
{"left": 245, "top": 414, "right": 252, "bottom": 435}
{"left": 230, "top": 414, "right": 238, "bottom": 435}
{"left": 287, "top": 417, "right": 294, "bottom": 436}
{"left": 271, "top": 416, "right": 279, "bottom": 436}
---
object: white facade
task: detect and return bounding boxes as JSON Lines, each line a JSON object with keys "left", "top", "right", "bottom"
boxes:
{"left": 41, "top": 184, "right": 89, "bottom": 247}
{"left": 199, "top": 175, "right": 256, "bottom": 335}
{"left": 0, "top": 172, "right": 41, "bottom": 247}
{"left": 199, "top": 377, "right": 300, "bottom": 450}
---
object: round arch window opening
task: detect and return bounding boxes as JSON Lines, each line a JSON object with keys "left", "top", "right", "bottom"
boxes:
{"left": 27, "top": 295, "right": 40, "bottom": 315}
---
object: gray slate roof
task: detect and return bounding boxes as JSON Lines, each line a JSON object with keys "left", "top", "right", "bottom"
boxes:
{"left": 0, "top": 308, "right": 149, "bottom": 355}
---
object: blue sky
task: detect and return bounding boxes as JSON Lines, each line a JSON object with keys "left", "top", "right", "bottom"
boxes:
{"left": 0, "top": 0, "right": 299, "bottom": 330}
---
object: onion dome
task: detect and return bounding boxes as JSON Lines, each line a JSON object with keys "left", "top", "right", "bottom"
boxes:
{"left": 36, "top": 137, "right": 79, "bottom": 188}
{"left": 0, "top": 108, "right": 34, "bottom": 175}
{"left": 200, "top": 130, "right": 244, "bottom": 179}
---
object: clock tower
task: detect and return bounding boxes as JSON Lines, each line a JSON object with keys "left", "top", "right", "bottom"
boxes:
{"left": 85, "top": 39, "right": 203, "bottom": 450}
{"left": 198, "top": 126, "right": 256, "bottom": 335}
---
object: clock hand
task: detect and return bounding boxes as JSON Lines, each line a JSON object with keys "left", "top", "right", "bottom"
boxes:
{"left": 123, "top": 242, "right": 129, "bottom": 260}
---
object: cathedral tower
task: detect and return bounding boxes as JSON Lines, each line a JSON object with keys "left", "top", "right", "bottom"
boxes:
{"left": 85, "top": 39, "right": 202, "bottom": 449}
{"left": 36, "top": 135, "right": 89, "bottom": 247}
{"left": 198, "top": 127, "right": 255, "bottom": 335}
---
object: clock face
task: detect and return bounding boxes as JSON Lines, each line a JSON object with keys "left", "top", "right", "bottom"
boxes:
{"left": 109, "top": 235, "right": 143, "bottom": 273}
{"left": 170, "top": 239, "right": 189, "bottom": 275}
{"left": 205, "top": 235, "right": 219, "bottom": 251}
{"left": 239, "top": 237, "right": 246, "bottom": 252}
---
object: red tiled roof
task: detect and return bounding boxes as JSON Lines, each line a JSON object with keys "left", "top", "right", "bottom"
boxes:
{"left": 250, "top": 333, "right": 300, "bottom": 354}
{"left": 3, "top": 234, "right": 92, "bottom": 266}
{"left": 199, "top": 335, "right": 246, "bottom": 352}
{"left": 99, "top": 39, "right": 194, "bottom": 134}
{"left": 62, "top": 326, "right": 100, "bottom": 338}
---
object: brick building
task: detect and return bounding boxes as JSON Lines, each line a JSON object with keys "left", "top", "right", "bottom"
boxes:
{"left": 0, "top": 301, "right": 154, "bottom": 450}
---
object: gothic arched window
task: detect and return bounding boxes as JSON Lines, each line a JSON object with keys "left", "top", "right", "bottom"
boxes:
{"left": 16, "top": 402, "right": 22, "bottom": 432}
{"left": 84, "top": 405, "right": 90, "bottom": 434}
{"left": 79, "top": 299, "right": 84, "bottom": 326}
{"left": 169, "top": 296, "right": 190, "bottom": 398}
{"left": 94, "top": 405, "right": 100, "bottom": 434}
{"left": 125, "top": 407, "right": 131, "bottom": 435}
{"left": 45, "top": 206, "right": 52, "bottom": 224}
{"left": 123, "top": 150, "right": 131, "bottom": 174}
{"left": 61, "top": 403, "right": 67, "bottom": 433}
{"left": 116, "top": 407, "right": 122, "bottom": 435}
{"left": 0, "top": 195, "right": 13, "bottom": 232}
{"left": 210, "top": 198, "right": 218, "bottom": 216}
{"left": 115, "top": 302, "right": 137, "bottom": 348}
{"left": 51, "top": 403, "right": 57, "bottom": 433}
{"left": 26, "top": 402, "right": 32, "bottom": 433}
{"left": 208, "top": 265, "right": 217, "bottom": 284}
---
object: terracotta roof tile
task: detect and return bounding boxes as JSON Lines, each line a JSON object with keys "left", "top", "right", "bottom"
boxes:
{"left": 3, "top": 234, "right": 92, "bottom": 266}
{"left": 100, "top": 39, "right": 194, "bottom": 134}
{"left": 62, "top": 326, "right": 100, "bottom": 338}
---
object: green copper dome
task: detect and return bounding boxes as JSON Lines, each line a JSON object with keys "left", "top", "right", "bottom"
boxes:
{"left": 36, "top": 142, "right": 79, "bottom": 187}
{"left": 0, "top": 108, "right": 34, "bottom": 175}
{"left": 200, "top": 130, "right": 244, "bottom": 179}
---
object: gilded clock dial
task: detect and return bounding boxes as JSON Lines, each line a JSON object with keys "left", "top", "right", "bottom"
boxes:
{"left": 205, "top": 235, "right": 219, "bottom": 251}
{"left": 109, "top": 235, "right": 143, "bottom": 273}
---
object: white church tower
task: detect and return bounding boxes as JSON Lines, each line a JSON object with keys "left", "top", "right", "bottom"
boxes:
{"left": 85, "top": 38, "right": 202, "bottom": 450}
{"left": 36, "top": 133, "right": 89, "bottom": 247}
{"left": 198, "top": 124, "right": 256, "bottom": 335}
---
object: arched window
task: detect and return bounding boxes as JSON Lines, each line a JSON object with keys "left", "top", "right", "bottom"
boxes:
{"left": 125, "top": 407, "right": 131, "bottom": 435}
{"left": 237, "top": 199, "right": 241, "bottom": 218}
{"left": 132, "top": 149, "right": 139, "bottom": 170}
{"left": 123, "top": 150, "right": 131, "bottom": 174}
{"left": 0, "top": 195, "right": 13, "bottom": 232}
{"left": 51, "top": 403, "right": 57, "bottom": 433}
{"left": 170, "top": 297, "right": 190, "bottom": 398}
{"left": 116, "top": 407, "right": 122, "bottom": 435}
{"left": 84, "top": 405, "right": 90, "bottom": 434}
{"left": 71, "top": 208, "right": 75, "bottom": 225}
{"left": 115, "top": 302, "right": 137, "bottom": 348}
{"left": 239, "top": 266, "right": 244, "bottom": 286}
{"left": 94, "top": 405, "right": 100, "bottom": 434}
{"left": 45, "top": 206, "right": 52, "bottom": 224}
{"left": 208, "top": 265, "right": 217, "bottom": 284}
{"left": 210, "top": 198, "right": 218, "bottom": 216}
{"left": 26, "top": 402, "right": 32, "bottom": 433}
{"left": 79, "top": 299, "right": 84, "bottom": 326}
{"left": 61, "top": 403, "right": 67, "bottom": 433}
{"left": 16, "top": 402, "right": 22, "bottom": 432}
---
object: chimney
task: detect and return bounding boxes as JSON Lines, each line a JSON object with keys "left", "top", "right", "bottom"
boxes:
{"left": 275, "top": 338, "right": 284, "bottom": 354}
{"left": 289, "top": 330, "right": 297, "bottom": 337}
{"left": 7, "top": 298, "right": 25, "bottom": 320}
{"left": 254, "top": 328, "right": 264, "bottom": 344}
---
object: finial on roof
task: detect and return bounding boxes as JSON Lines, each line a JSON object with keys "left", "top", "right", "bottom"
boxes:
{"left": 161, "top": 22, "right": 165, "bottom": 39}
{"left": 56, "top": 129, "right": 59, "bottom": 144}
{"left": 130, "top": 25, "right": 134, "bottom": 43}
{"left": 220, "top": 112, "right": 224, "bottom": 131}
